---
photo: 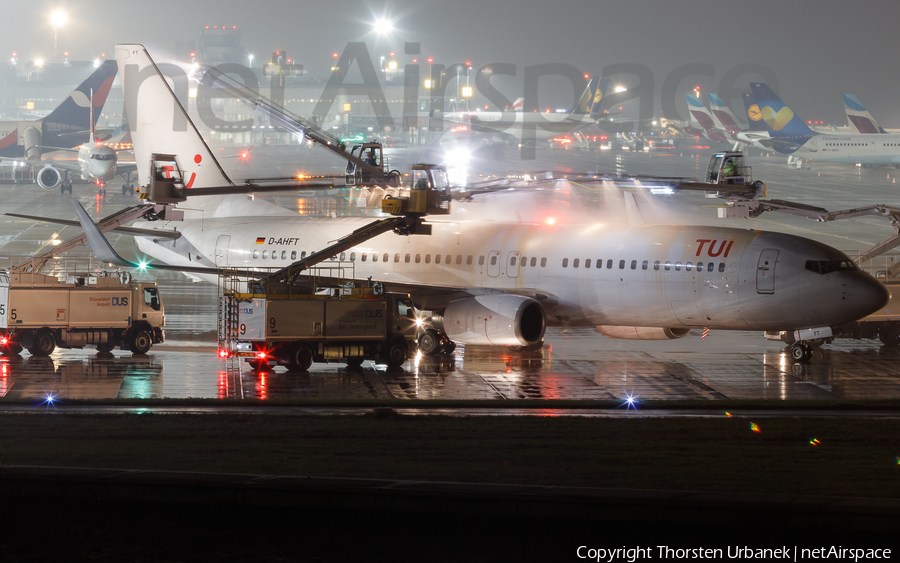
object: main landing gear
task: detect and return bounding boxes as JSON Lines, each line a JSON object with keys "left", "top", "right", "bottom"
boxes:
{"left": 790, "top": 342, "right": 813, "bottom": 362}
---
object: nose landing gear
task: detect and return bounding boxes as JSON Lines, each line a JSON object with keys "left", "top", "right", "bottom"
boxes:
{"left": 790, "top": 342, "right": 813, "bottom": 362}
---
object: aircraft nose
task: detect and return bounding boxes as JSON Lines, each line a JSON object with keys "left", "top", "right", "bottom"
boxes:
{"left": 845, "top": 273, "right": 890, "bottom": 319}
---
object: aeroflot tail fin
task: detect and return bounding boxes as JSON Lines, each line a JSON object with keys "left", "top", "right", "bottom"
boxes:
{"left": 742, "top": 93, "right": 767, "bottom": 132}
{"left": 748, "top": 83, "right": 814, "bottom": 137}
{"left": 43, "top": 60, "right": 117, "bottom": 129}
{"left": 115, "top": 44, "right": 234, "bottom": 190}
{"left": 842, "top": 94, "right": 887, "bottom": 134}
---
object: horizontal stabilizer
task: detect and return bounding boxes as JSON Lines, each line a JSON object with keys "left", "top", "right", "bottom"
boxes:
{"left": 4, "top": 212, "right": 182, "bottom": 239}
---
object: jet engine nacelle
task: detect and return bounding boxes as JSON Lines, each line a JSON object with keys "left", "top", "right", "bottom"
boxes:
{"left": 441, "top": 294, "right": 545, "bottom": 346}
{"left": 596, "top": 326, "right": 690, "bottom": 340}
{"left": 36, "top": 166, "right": 62, "bottom": 190}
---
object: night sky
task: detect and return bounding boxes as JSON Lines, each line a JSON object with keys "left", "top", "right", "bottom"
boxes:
{"left": 5, "top": 0, "right": 900, "bottom": 125}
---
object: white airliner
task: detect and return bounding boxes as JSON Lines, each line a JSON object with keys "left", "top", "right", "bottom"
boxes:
{"left": 65, "top": 45, "right": 891, "bottom": 363}
{"left": 749, "top": 83, "right": 900, "bottom": 166}
{"left": 0, "top": 97, "right": 137, "bottom": 195}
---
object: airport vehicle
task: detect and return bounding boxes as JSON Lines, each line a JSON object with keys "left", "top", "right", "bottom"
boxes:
{"left": 219, "top": 269, "right": 419, "bottom": 370}
{"left": 0, "top": 270, "right": 165, "bottom": 356}
{"left": 748, "top": 83, "right": 900, "bottom": 167}
{"left": 41, "top": 45, "right": 892, "bottom": 365}
{"left": 0, "top": 93, "right": 137, "bottom": 195}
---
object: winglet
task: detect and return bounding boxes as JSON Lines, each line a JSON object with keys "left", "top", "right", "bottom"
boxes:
{"left": 70, "top": 200, "right": 136, "bottom": 268}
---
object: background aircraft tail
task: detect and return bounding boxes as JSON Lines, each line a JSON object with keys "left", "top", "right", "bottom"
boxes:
{"left": 115, "top": 44, "right": 234, "bottom": 192}
{"left": 742, "top": 93, "right": 768, "bottom": 132}
{"left": 686, "top": 95, "right": 727, "bottom": 142}
{"left": 707, "top": 93, "right": 745, "bottom": 133}
{"left": 588, "top": 78, "right": 610, "bottom": 117}
{"left": 748, "top": 83, "right": 814, "bottom": 137}
{"left": 842, "top": 94, "right": 887, "bottom": 134}
{"left": 511, "top": 97, "right": 524, "bottom": 111}
{"left": 43, "top": 60, "right": 117, "bottom": 129}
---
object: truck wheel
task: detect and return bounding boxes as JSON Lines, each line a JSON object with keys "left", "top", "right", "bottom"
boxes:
{"left": 129, "top": 329, "right": 152, "bottom": 354}
{"left": 28, "top": 330, "right": 56, "bottom": 356}
{"left": 418, "top": 329, "right": 442, "bottom": 356}
{"left": 382, "top": 339, "right": 408, "bottom": 368}
{"left": 288, "top": 344, "right": 314, "bottom": 371}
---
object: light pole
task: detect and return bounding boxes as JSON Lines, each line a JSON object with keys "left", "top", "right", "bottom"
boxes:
{"left": 50, "top": 10, "right": 66, "bottom": 59}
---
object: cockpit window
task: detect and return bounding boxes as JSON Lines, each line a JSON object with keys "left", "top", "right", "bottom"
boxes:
{"left": 805, "top": 260, "right": 857, "bottom": 275}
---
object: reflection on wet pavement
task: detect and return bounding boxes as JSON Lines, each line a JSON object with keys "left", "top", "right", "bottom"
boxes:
{"left": 2, "top": 329, "right": 900, "bottom": 401}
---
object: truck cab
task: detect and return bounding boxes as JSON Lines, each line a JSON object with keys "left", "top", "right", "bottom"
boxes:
{"left": 706, "top": 151, "right": 751, "bottom": 185}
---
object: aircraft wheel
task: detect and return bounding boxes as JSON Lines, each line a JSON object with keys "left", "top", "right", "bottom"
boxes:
{"left": 790, "top": 343, "right": 812, "bottom": 362}
{"left": 28, "top": 330, "right": 56, "bottom": 356}
{"left": 418, "top": 329, "right": 442, "bottom": 356}
{"left": 508, "top": 341, "right": 544, "bottom": 353}
{"left": 122, "top": 184, "right": 129, "bottom": 195}
{"left": 441, "top": 340, "right": 456, "bottom": 355}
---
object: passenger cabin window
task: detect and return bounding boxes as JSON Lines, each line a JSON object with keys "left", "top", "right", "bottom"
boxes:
{"left": 340, "top": 252, "right": 346, "bottom": 261}
{"left": 394, "top": 253, "right": 400, "bottom": 263}
{"left": 607, "top": 259, "right": 613, "bottom": 269}
{"left": 531, "top": 258, "right": 537, "bottom": 267}
{"left": 291, "top": 251, "right": 297, "bottom": 260}
{"left": 596, "top": 259, "right": 602, "bottom": 269}
{"left": 562, "top": 258, "right": 569, "bottom": 268}
{"left": 262, "top": 250, "right": 268, "bottom": 259}
{"left": 491, "top": 256, "right": 498, "bottom": 266}
{"left": 415, "top": 254, "right": 421, "bottom": 264}
{"left": 144, "top": 288, "right": 161, "bottom": 311}
{"left": 540, "top": 258, "right": 547, "bottom": 267}
{"left": 362, "top": 254, "right": 367, "bottom": 262}
{"left": 436, "top": 254, "right": 442, "bottom": 264}
{"left": 349, "top": 252, "right": 355, "bottom": 261}
{"left": 425, "top": 254, "right": 431, "bottom": 264}
{"left": 653, "top": 261, "right": 660, "bottom": 271}
{"left": 383, "top": 253, "right": 389, "bottom": 262}
{"left": 272, "top": 252, "right": 277, "bottom": 260}
{"left": 618, "top": 260, "right": 625, "bottom": 269}
{"left": 573, "top": 259, "right": 579, "bottom": 268}
{"left": 718, "top": 263, "right": 725, "bottom": 272}
{"left": 665, "top": 261, "right": 671, "bottom": 271}
{"left": 675, "top": 261, "right": 682, "bottom": 271}
{"left": 456, "top": 255, "right": 462, "bottom": 265}
{"left": 445, "top": 255, "right": 451, "bottom": 264}
{"left": 708, "top": 263, "right": 714, "bottom": 272}
{"left": 253, "top": 250, "right": 259, "bottom": 259}
{"left": 479, "top": 256, "right": 485, "bottom": 266}
{"left": 467, "top": 256, "right": 473, "bottom": 265}
{"left": 642, "top": 260, "right": 648, "bottom": 270}
{"left": 301, "top": 251, "right": 307, "bottom": 259}
{"left": 511, "top": 256, "right": 517, "bottom": 266}
{"left": 696, "top": 261, "right": 703, "bottom": 271}
{"left": 372, "top": 253, "right": 378, "bottom": 262}
{"left": 405, "top": 254, "right": 411, "bottom": 263}
{"left": 685, "top": 262, "right": 692, "bottom": 271}
{"left": 631, "top": 260, "right": 637, "bottom": 270}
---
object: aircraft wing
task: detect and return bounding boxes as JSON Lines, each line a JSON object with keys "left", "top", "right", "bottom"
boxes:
{"left": 5, "top": 212, "right": 182, "bottom": 240}
{"left": 0, "top": 156, "right": 81, "bottom": 173}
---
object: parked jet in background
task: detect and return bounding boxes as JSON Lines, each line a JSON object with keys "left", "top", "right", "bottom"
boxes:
{"left": 843, "top": 94, "right": 889, "bottom": 134}
{"left": 750, "top": 83, "right": 900, "bottom": 166}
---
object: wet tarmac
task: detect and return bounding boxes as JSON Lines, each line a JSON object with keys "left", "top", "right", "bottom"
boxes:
{"left": 2, "top": 146, "right": 900, "bottom": 403}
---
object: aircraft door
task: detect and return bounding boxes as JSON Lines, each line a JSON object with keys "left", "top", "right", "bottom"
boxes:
{"left": 216, "top": 235, "right": 231, "bottom": 267}
{"left": 487, "top": 250, "right": 501, "bottom": 277}
{"left": 506, "top": 251, "right": 520, "bottom": 278}
{"left": 756, "top": 249, "right": 779, "bottom": 294}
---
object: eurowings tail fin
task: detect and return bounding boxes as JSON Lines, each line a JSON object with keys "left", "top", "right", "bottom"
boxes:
{"left": 686, "top": 95, "right": 727, "bottom": 142}
{"left": 748, "top": 83, "right": 814, "bottom": 137}
{"left": 707, "top": 93, "right": 745, "bottom": 133}
{"left": 843, "top": 94, "right": 887, "bottom": 134}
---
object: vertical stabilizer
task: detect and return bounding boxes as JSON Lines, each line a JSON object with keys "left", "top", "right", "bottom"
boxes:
{"left": 708, "top": 93, "right": 745, "bottom": 133}
{"left": 842, "top": 94, "right": 886, "bottom": 134}
{"left": 686, "top": 95, "right": 727, "bottom": 142}
{"left": 115, "top": 44, "right": 234, "bottom": 190}
{"left": 589, "top": 78, "right": 610, "bottom": 118}
{"left": 742, "top": 93, "right": 767, "bottom": 133}
{"left": 748, "top": 83, "right": 814, "bottom": 138}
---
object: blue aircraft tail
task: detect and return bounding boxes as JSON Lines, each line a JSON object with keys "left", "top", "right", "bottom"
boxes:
{"left": 589, "top": 78, "right": 610, "bottom": 117}
{"left": 43, "top": 60, "right": 118, "bottom": 132}
{"left": 747, "top": 83, "right": 814, "bottom": 138}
